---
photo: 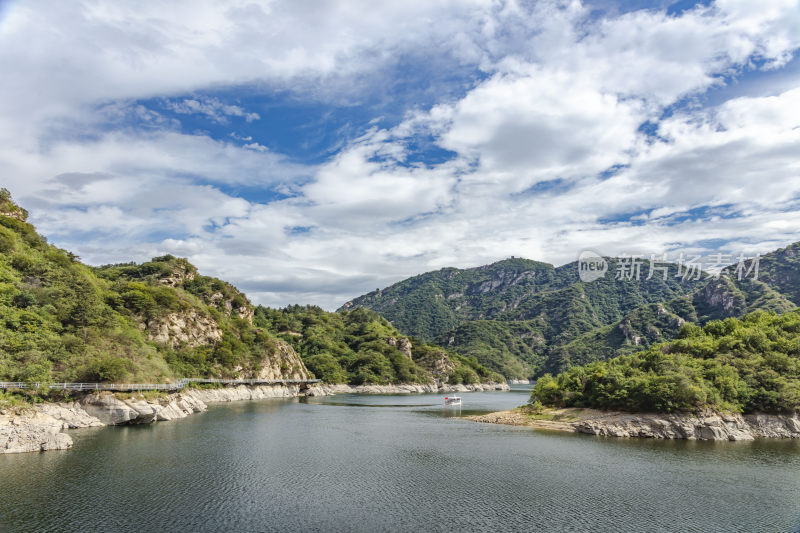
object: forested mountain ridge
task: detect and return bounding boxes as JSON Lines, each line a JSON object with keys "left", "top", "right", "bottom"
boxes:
{"left": 342, "top": 245, "right": 800, "bottom": 379}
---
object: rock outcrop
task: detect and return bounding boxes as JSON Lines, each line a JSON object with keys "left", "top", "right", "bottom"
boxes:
{"left": 386, "top": 337, "right": 413, "bottom": 358}
{"left": 0, "top": 191, "right": 28, "bottom": 222}
{"left": 0, "top": 383, "right": 323, "bottom": 454}
{"left": 698, "top": 277, "right": 745, "bottom": 317}
{"left": 0, "top": 411, "right": 73, "bottom": 453}
{"left": 141, "top": 309, "right": 224, "bottom": 348}
{"left": 255, "top": 340, "right": 310, "bottom": 380}
{"left": 207, "top": 291, "right": 254, "bottom": 323}
{"left": 0, "top": 390, "right": 212, "bottom": 454}
{"left": 156, "top": 260, "right": 197, "bottom": 287}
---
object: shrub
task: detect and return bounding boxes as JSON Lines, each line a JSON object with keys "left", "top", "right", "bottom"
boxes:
{"left": 87, "top": 356, "right": 132, "bottom": 382}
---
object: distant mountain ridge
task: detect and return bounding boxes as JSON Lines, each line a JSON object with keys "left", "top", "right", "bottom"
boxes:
{"left": 340, "top": 244, "right": 800, "bottom": 379}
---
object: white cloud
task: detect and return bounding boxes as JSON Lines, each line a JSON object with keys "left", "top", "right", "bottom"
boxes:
{"left": 166, "top": 97, "right": 260, "bottom": 123}
{"left": 1, "top": 0, "right": 799, "bottom": 308}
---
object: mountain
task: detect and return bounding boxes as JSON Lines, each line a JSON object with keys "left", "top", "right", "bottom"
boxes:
{"left": 0, "top": 189, "right": 309, "bottom": 384}
{"left": 340, "top": 258, "right": 561, "bottom": 340}
{"left": 256, "top": 305, "right": 504, "bottom": 386}
{"left": 341, "top": 246, "right": 800, "bottom": 379}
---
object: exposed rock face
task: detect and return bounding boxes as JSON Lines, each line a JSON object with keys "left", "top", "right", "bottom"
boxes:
{"left": 142, "top": 309, "right": 224, "bottom": 348}
{"left": 37, "top": 402, "right": 105, "bottom": 428}
{"left": 0, "top": 202, "right": 28, "bottom": 222}
{"left": 0, "top": 383, "right": 310, "bottom": 454}
{"left": 618, "top": 321, "right": 642, "bottom": 345}
{"left": 207, "top": 290, "right": 254, "bottom": 323}
{"left": 699, "top": 277, "right": 744, "bottom": 317}
{"left": 255, "top": 340, "right": 310, "bottom": 380}
{"left": 398, "top": 338, "right": 413, "bottom": 358}
{"left": 471, "top": 407, "right": 800, "bottom": 441}
{"left": 431, "top": 354, "right": 456, "bottom": 378}
{"left": 186, "top": 385, "right": 303, "bottom": 403}
{"left": 236, "top": 306, "right": 254, "bottom": 323}
{"left": 0, "top": 411, "right": 73, "bottom": 453}
{"left": 78, "top": 392, "right": 207, "bottom": 425}
{"left": 80, "top": 394, "right": 142, "bottom": 425}
{"left": 157, "top": 261, "right": 197, "bottom": 287}
{"left": 386, "top": 337, "right": 413, "bottom": 358}
{"left": 574, "top": 411, "right": 761, "bottom": 441}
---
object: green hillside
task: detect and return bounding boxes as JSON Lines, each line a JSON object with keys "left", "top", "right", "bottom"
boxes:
{"left": 344, "top": 247, "right": 800, "bottom": 379}
{"left": 435, "top": 320, "right": 547, "bottom": 379}
{"left": 257, "top": 305, "right": 504, "bottom": 385}
{"left": 0, "top": 190, "right": 502, "bottom": 390}
{"left": 532, "top": 309, "right": 800, "bottom": 414}
{"left": 0, "top": 189, "right": 309, "bottom": 384}
{"left": 339, "top": 258, "right": 562, "bottom": 339}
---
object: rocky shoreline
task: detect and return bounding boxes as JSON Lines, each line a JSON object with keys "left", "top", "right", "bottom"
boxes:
{"left": 1, "top": 381, "right": 509, "bottom": 454}
{"left": 468, "top": 407, "right": 800, "bottom": 441}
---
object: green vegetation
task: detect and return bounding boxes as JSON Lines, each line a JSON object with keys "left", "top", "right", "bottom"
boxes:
{"left": 344, "top": 247, "right": 800, "bottom": 379}
{"left": 435, "top": 320, "right": 547, "bottom": 378}
{"left": 339, "top": 258, "right": 561, "bottom": 340}
{"left": 257, "top": 305, "right": 503, "bottom": 385}
{"left": 531, "top": 310, "right": 800, "bottom": 414}
{"left": 0, "top": 191, "right": 298, "bottom": 384}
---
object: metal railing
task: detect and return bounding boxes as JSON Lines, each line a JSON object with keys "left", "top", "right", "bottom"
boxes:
{"left": 0, "top": 378, "right": 320, "bottom": 392}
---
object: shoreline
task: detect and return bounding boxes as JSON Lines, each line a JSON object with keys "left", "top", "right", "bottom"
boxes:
{"left": 1, "top": 381, "right": 509, "bottom": 454}
{"left": 467, "top": 406, "right": 800, "bottom": 441}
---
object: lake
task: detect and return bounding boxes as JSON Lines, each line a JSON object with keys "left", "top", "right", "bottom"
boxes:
{"left": 2, "top": 386, "right": 799, "bottom": 532}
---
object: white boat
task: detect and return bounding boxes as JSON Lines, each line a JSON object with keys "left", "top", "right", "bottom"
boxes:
{"left": 444, "top": 396, "right": 462, "bottom": 406}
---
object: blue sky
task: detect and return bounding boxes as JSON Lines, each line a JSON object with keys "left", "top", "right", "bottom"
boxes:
{"left": 1, "top": 0, "right": 799, "bottom": 308}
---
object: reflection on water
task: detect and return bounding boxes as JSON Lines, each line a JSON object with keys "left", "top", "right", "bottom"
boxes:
{"left": 1, "top": 386, "right": 799, "bottom": 532}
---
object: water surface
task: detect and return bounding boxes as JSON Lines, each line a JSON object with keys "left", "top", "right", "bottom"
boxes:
{"left": 2, "top": 386, "right": 799, "bottom": 532}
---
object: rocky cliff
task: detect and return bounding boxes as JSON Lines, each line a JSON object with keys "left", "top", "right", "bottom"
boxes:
{"left": 255, "top": 340, "right": 310, "bottom": 380}
{"left": 140, "top": 309, "right": 224, "bottom": 347}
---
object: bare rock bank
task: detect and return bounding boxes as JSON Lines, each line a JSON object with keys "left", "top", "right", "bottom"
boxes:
{"left": 0, "top": 384, "right": 303, "bottom": 454}
{"left": 574, "top": 410, "right": 800, "bottom": 441}
{"left": 1, "top": 381, "right": 508, "bottom": 453}
{"left": 469, "top": 407, "right": 800, "bottom": 441}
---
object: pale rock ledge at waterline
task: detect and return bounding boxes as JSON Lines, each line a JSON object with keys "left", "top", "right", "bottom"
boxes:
{"left": 468, "top": 407, "right": 800, "bottom": 441}
{"left": 1, "top": 381, "right": 509, "bottom": 454}
{"left": 0, "top": 384, "right": 307, "bottom": 454}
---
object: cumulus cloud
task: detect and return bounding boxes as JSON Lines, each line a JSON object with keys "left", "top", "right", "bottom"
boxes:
{"left": 0, "top": 0, "right": 799, "bottom": 308}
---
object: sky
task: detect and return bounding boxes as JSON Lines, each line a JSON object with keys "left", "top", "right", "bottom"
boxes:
{"left": 1, "top": 0, "right": 799, "bottom": 309}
